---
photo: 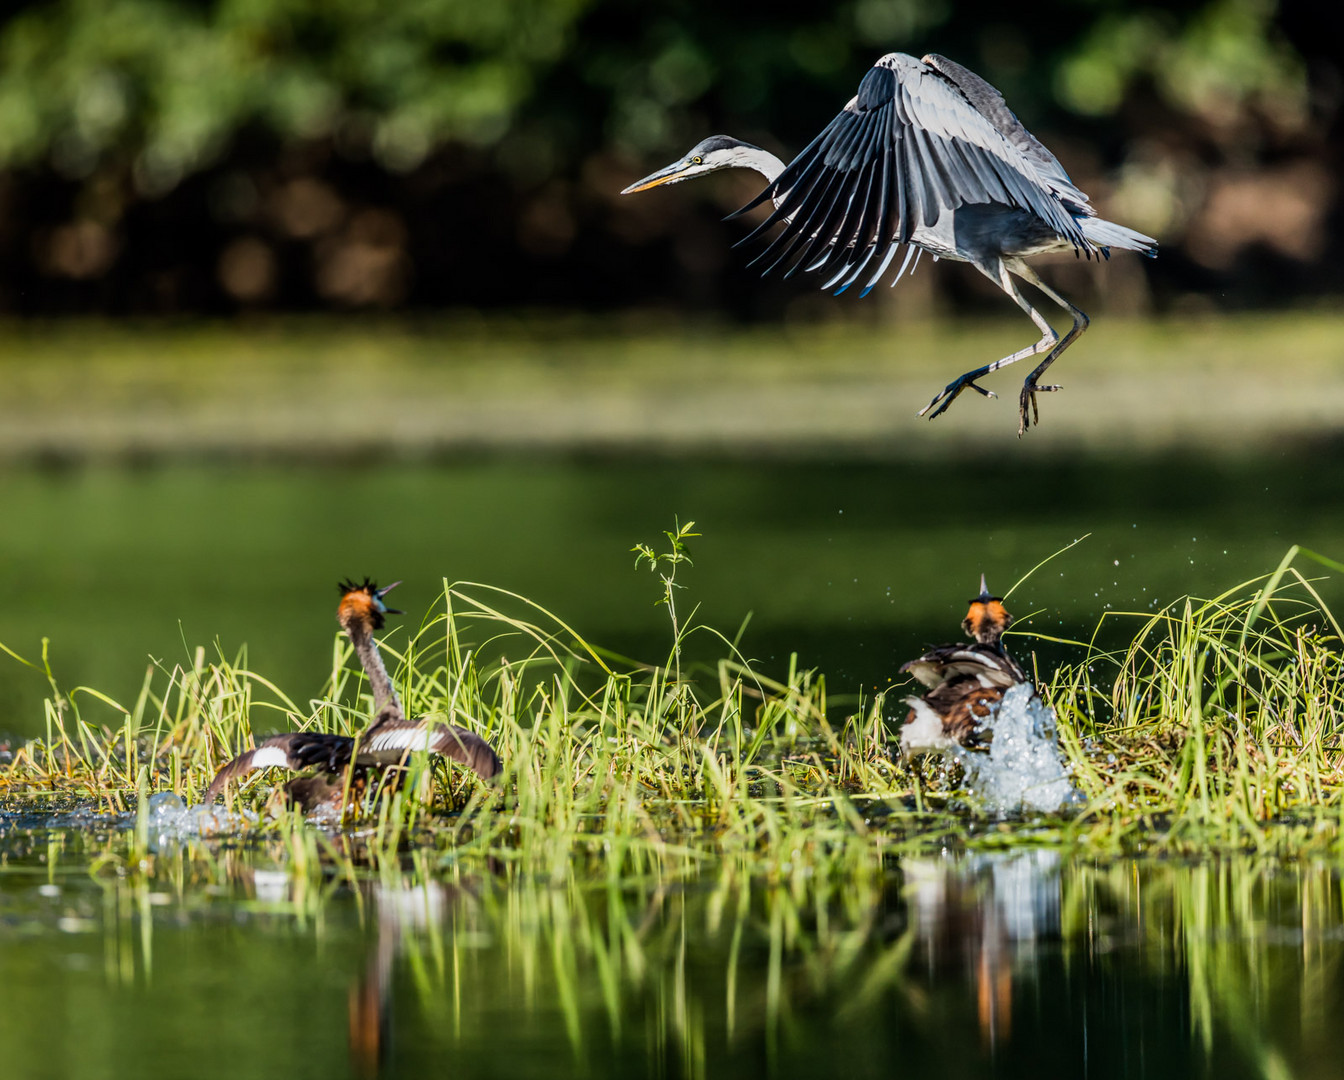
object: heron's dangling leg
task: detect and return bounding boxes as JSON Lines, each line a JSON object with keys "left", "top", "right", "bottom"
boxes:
{"left": 919, "top": 261, "right": 1058, "bottom": 421}
{"left": 918, "top": 368, "right": 999, "bottom": 420}
{"left": 1009, "top": 262, "right": 1090, "bottom": 436}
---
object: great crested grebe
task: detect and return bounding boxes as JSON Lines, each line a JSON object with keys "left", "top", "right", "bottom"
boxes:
{"left": 621, "top": 53, "right": 1157, "bottom": 435}
{"left": 899, "top": 576, "right": 1028, "bottom": 756}
{"left": 204, "top": 579, "right": 501, "bottom": 810}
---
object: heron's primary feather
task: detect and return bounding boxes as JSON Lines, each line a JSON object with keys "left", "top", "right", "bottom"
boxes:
{"left": 736, "top": 52, "right": 1097, "bottom": 294}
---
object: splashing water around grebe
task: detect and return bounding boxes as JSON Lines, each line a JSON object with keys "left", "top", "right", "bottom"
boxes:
{"left": 955, "top": 684, "right": 1081, "bottom": 814}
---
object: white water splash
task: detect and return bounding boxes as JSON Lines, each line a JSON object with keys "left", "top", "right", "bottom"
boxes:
{"left": 144, "top": 791, "right": 251, "bottom": 843}
{"left": 955, "top": 684, "right": 1081, "bottom": 815}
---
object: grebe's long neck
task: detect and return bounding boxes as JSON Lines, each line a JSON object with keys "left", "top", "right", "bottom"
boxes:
{"left": 346, "top": 621, "right": 404, "bottom": 720}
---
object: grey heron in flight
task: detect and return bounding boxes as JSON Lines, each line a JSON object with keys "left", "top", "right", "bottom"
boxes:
{"left": 621, "top": 52, "right": 1158, "bottom": 435}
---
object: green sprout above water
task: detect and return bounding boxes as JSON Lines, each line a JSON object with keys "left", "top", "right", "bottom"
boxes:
{"left": 632, "top": 517, "right": 700, "bottom": 685}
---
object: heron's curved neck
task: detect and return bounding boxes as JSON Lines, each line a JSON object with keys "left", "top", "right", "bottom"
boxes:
{"left": 346, "top": 621, "right": 403, "bottom": 720}
{"left": 731, "top": 145, "right": 786, "bottom": 184}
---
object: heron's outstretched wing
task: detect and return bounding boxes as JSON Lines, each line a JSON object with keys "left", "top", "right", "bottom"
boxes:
{"left": 729, "top": 52, "right": 1091, "bottom": 295}
{"left": 204, "top": 731, "right": 353, "bottom": 801}
{"left": 919, "top": 53, "right": 1091, "bottom": 212}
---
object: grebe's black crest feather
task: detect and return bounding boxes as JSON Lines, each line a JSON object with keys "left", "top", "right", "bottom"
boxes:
{"left": 338, "top": 577, "right": 402, "bottom": 617}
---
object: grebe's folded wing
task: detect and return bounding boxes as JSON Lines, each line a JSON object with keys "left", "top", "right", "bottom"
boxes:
{"left": 203, "top": 731, "right": 352, "bottom": 801}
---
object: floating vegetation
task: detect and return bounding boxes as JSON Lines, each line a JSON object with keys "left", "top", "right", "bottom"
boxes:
{"left": 1, "top": 543, "right": 1343, "bottom": 864}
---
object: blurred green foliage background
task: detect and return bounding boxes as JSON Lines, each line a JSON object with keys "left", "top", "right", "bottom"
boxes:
{"left": 0, "top": 0, "right": 1334, "bottom": 316}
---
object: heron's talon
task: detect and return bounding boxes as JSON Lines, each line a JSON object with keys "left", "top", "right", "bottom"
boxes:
{"left": 918, "top": 374, "right": 995, "bottom": 420}
{"left": 1017, "top": 379, "right": 1063, "bottom": 435}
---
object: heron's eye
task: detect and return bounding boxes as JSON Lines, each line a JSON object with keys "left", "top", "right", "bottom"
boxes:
{"left": 692, "top": 156, "right": 703, "bottom": 165}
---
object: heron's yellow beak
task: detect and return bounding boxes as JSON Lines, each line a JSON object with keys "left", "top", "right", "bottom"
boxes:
{"left": 620, "top": 161, "right": 691, "bottom": 195}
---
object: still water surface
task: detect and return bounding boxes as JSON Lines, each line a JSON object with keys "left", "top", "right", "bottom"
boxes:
{"left": 1, "top": 450, "right": 1339, "bottom": 737}
{"left": 1, "top": 817, "right": 1338, "bottom": 1080}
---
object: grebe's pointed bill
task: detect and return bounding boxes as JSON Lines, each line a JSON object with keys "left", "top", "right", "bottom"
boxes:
{"left": 374, "top": 580, "right": 404, "bottom": 615}
{"left": 973, "top": 569, "right": 994, "bottom": 604}
{"left": 970, "top": 573, "right": 998, "bottom": 604}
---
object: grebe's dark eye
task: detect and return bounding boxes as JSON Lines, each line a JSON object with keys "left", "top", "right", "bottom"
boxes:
{"left": 692, "top": 156, "right": 703, "bottom": 165}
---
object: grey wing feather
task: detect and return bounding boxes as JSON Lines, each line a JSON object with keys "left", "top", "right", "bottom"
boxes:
{"left": 729, "top": 52, "right": 1092, "bottom": 294}
{"left": 731, "top": 63, "right": 907, "bottom": 287}
{"left": 920, "top": 53, "right": 1092, "bottom": 213}
{"left": 892, "top": 61, "right": 1088, "bottom": 245}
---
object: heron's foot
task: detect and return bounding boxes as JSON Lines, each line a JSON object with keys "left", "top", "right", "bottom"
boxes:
{"left": 918, "top": 373, "right": 996, "bottom": 420}
{"left": 1017, "top": 380, "right": 1062, "bottom": 436}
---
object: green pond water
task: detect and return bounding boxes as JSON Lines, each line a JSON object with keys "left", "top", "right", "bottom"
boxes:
{"left": 1, "top": 817, "right": 1340, "bottom": 1080}
{"left": 1, "top": 450, "right": 1340, "bottom": 738}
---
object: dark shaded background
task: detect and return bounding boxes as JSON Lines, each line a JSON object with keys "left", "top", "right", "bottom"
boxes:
{"left": 0, "top": 0, "right": 1337, "bottom": 319}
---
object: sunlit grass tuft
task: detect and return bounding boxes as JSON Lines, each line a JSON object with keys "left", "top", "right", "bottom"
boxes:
{"left": 1048, "top": 545, "right": 1344, "bottom": 852}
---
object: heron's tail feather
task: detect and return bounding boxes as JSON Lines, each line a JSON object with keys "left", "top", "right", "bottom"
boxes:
{"left": 1079, "top": 217, "right": 1158, "bottom": 258}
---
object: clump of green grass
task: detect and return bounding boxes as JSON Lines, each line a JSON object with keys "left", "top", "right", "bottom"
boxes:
{"left": 1047, "top": 545, "right": 1344, "bottom": 852}
{"left": 2, "top": 538, "right": 1343, "bottom": 862}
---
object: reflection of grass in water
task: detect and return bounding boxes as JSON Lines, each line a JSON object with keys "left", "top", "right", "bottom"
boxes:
{"left": 3, "top": 519, "right": 1343, "bottom": 1080}
{"left": 1, "top": 539, "right": 1343, "bottom": 862}
{"left": 7, "top": 823, "right": 1341, "bottom": 1076}
{"left": 1063, "top": 858, "right": 1337, "bottom": 1080}
{"left": 2, "top": 557, "right": 1341, "bottom": 1074}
